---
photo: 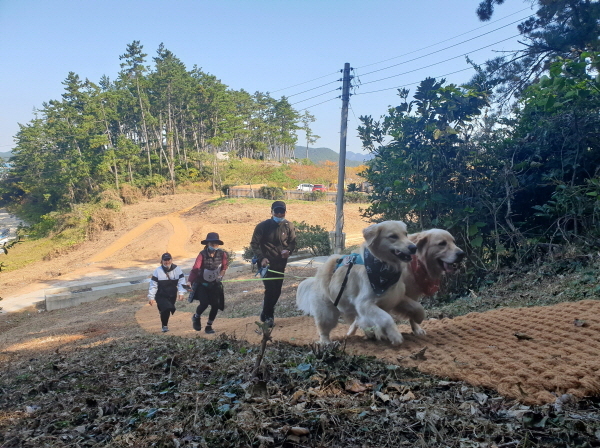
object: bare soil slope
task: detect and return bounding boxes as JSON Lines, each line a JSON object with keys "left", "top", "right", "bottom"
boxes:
{"left": 0, "top": 194, "right": 370, "bottom": 298}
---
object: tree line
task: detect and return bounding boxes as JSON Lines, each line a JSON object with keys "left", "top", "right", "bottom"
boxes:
{"left": 1, "top": 41, "right": 312, "bottom": 214}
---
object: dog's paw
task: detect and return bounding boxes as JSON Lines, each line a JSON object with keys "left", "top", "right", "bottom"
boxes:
{"left": 319, "top": 335, "right": 332, "bottom": 344}
{"left": 346, "top": 322, "right": 359, "bottom": 336}
{"left": 388, "top": 332, "right": 404, "bottom": 345}
{"left": 413, "top": 327, "right": 427, "bottom": 336}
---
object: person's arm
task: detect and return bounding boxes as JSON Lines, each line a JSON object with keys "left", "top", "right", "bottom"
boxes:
{"left": 187, "top": 253, "right": 204, "bottom": 285}
{"left": 250, "top": 222, "right": 268, "bottom": 266}
{"left": 219, "top": 251, "right": 228, "bottom": 279}
{"left": 287, "top": 221, "right": 297, "bottom": 254}
{"left": 176, "top": 267, "right": 186, "bottom": 295}
{"left": 147, "top": 269, "right": 159, "bottom": 305}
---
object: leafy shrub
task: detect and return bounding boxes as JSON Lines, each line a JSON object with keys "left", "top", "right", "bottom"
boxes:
{"left": 259, "top": 186, "right": 285, "bottom": 200}
{"left": 120, "top": 184, "right": 143, "bottom": 205}
{"left": 344, "top": 192, "right": 368, "bottom": 203}
{"left": 293, "top": 221, "right": 331, "bottom": 256}
{"left": 242, "top": 245, "right": 255, "bottom": 262}
{"left": 221, "top": 184, "right": 234, "bottom": 196}
{"left": 303, "top": 191, "right": 327, "bottom": 201}
{"left": 223, "top": 249, "right": 236, "bottom": 264}
{"left": 87, "top": 208, "right": 121, "bottom": 239}
{"left": 347, "top": 183, "right": 359, "bottom": 192}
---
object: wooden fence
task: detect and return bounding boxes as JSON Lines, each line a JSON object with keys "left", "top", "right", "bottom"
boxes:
{"left": 227, "top": 188, "right": 341, "bottom": 202}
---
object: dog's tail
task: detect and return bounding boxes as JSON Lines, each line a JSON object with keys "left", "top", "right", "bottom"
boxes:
{"left": 314, "top": 254, "right": 339, "bottom": 284}
{"left": 296, "top": 277, "right": 315, "bottom": 315}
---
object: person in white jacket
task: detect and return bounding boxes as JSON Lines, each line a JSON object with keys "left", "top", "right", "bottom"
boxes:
{"left": 148, "top": 253, "right": 187, "bottom": 332}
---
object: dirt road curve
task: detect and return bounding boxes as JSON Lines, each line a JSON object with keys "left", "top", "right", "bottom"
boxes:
{"left": 0, "top": 194, "right": 369, "bottom": 299}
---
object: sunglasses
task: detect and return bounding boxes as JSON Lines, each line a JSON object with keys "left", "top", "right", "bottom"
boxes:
{"left": 273, "top": 208, "right": 286, "bottom": 214}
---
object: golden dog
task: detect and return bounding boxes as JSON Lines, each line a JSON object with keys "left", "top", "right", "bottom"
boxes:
{"left": 348, "top": 228, "right": 465, "bottom": 337}
{"left": 297, "top": 225, "right": 465, "bottom": 345}
{"left": 296, "top": 221, "right": 416, "bottom": 345}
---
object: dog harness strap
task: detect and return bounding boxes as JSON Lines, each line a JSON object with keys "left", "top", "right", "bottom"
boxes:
{"left": 333, "top": 255, "right": 358, "bottom": 308}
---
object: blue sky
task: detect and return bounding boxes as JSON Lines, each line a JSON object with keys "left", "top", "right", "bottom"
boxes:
{"left": 0, "top": 0, "right": 532, "bottom": 156}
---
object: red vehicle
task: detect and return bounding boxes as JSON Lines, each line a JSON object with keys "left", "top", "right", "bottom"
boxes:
{"left": 312, "top": 184, "right": 327, "bottom": 192}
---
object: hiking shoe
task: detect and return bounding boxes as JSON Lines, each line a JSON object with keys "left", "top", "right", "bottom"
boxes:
{"left": 162, "top": 326, "right": 169, "bottom": 333}
{"left": 204, "top": 325, "right": 215, "bottom": 334}
{"left": 192, "top": 314, "right": 201, "bottom": 331}
{"left": 265, "top": 318, "right": 275, "bottom": 328}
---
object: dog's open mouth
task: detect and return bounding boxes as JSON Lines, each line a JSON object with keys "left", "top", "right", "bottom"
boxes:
{"left": 439, "top": 259, "right": 460, "bottom": 273}
{"left": 392, "top": 249, "right": 413, "bottom": 262}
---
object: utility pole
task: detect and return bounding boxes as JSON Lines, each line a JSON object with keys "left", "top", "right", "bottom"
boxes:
{"left": 334, "top": 63, "right": 351, "bottom": 254}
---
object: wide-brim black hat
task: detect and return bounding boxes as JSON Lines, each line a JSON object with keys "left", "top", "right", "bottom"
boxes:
{"left": 201, "top": 232, "right": 224, "bottom": 245}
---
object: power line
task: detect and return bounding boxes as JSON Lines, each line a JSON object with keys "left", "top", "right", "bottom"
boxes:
{"left": 297, "top": 97, "right": 340, "bottom": 112}
{"left": 291, "top": 88, "right": 341, "bottom": 105}
{"left": 270, "top": 70, "right": 341, "bottom": 94}
{"left": 353, "top": 66, "right": 475, "bottom": 96}
{"left": 359, "top": 20, "right": 528, "bottom": 79}
{"left": 356, "top": 8, "right": 531, "bottom": 71}
{"left": 358, "top": 34, "right": 519, "bottom": 88}
{"left": 286, "top": 79, "right": 341, "bottom": 98}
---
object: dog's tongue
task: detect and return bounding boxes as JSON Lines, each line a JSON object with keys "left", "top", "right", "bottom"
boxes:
{"left": 443, "top": 262, "right": 455, "bottom": 273}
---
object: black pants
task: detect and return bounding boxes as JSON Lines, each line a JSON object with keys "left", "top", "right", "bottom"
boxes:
{"left": 195, "top": 283, "right": 221, "bottom": 322}
{"left": 195, "top": 301, "right": 219, "bottom": 321}
{"left": 156, "top": 294, "right": 176, "bottom": 327}
{"left": 261, "top": 265, "right": 285, "bottom": 320}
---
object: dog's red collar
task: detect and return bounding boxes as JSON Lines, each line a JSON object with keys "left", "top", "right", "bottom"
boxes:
{"left": 410, "top": 257, "right": 440, "bottom": 296}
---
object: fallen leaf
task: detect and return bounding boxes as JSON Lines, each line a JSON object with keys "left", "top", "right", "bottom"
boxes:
{"left": 398, "top": 391, "right": 416, "bottom": 402}
{"left": 410, "top": 347, "right": 427, "bottom": 360}
{"left": 289, "top": 390, "right": 305, "bottom": 405}
{"left": 514, "top": 332, "right": 533, "bottom": 340}
{"left": 289, "top": 427, "right": 310, "bottom": 436}
{"left": 375, "top": 391, "right": 390, "bottom": 402}
{"left": 345, "top": 378, "right": 369, "bottom": 393}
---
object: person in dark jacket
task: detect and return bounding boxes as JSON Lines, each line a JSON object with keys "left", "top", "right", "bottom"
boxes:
{"left": 250, "top": 201, "right": 296, "bottom": 327}
{"left": 188, "top": 232, "right": 228, "bottom": 334}
{"left": 148, "top": 253, "right": 187, "bottom": 332}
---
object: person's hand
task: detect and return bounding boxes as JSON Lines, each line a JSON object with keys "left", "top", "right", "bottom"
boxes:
{"left": 217, "top": 276, "right": 223, "bottom": 282}
{"left": 148, "top": 299, "right": 154, "bottom": 306}
{"left": 261, "top": 258, "right": 269, "bottom": 267}
{"left": 281, "top": 250, "right": 290, "bottom": 259}
{"left": 186, "top": 281, "right": 192, "bottom": 287}
{"left": 177, "top": 294, "right": 184, "bottom": 301}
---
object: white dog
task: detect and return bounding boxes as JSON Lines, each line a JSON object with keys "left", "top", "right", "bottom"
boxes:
{"left": 296, "top": 221, "right": 416, "bottom": 345}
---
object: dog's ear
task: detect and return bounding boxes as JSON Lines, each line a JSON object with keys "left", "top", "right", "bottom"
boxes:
{"left": 363, "top": 223, "right": 381, "bottom": 247}
{"left": 414, "top": 233, "right": 429, "bottom": 252}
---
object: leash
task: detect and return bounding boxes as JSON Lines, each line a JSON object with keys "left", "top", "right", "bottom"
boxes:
{"left": 333, "top": 256, "right": 356, "bottom": 307}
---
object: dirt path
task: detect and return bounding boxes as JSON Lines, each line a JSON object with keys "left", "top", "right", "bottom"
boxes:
{"left": 0, "top": 195, "right": 369, "bottom": 300}
{"left": 89, "top": 204, "right": 196, "bottom": 263}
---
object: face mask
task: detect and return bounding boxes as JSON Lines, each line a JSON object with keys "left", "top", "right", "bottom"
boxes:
{"left": 272, "top": 216, "right": 284, "bottom": 223}
{"left": 208, "top": 245, "right": 217, "bottom": 252}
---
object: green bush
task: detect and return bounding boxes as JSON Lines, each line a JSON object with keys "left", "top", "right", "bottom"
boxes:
{"left": 259, "top": 186, "right": 285, "bottom": 200}
{"left": 242, "top": 245, "right": 255, "bottom": 262}
{"left": 344, "top": 192, "right": 368, "bottom": 203}
{"left": 303, "top": 191, "right": 327, "bottom": 201}
{"left": 293, "top": 221, "right": 331, "bottom": 256}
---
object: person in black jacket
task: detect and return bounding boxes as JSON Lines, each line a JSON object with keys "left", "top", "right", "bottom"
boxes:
{"left": 148, "top": 253, "right": 187, "bottom": 332}
{"left": 250, "top": 201, "right": 296, "bottom": 327}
